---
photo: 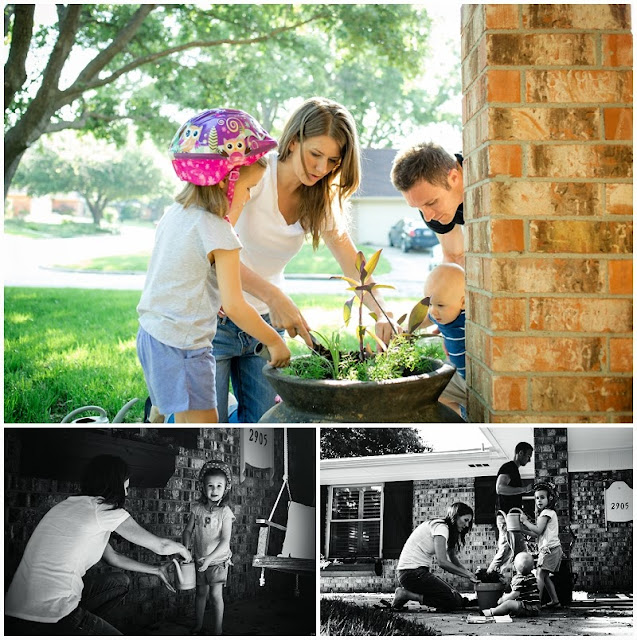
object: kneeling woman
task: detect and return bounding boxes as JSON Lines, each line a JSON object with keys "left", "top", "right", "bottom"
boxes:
{"left": 392, "top": 502, "right": 478, "bottom": 611}
{"left": 5, "top": 455, "right": 192, "bottom": 635}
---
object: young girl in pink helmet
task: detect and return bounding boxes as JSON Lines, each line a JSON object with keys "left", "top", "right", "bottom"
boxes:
{"left": 136, "top": 109, "right": 290, "bottom": 423}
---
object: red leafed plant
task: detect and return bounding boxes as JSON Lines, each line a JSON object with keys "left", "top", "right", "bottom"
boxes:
{"left": 331, "top": 249, "right": 429, "bottom": 361}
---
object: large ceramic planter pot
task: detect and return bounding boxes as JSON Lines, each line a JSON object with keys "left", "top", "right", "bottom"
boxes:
{"left": 474, "top": 582, "right": 505, "bottom": 610}
{"left": 258, "top": 357, "right": 463, "bottom": 423}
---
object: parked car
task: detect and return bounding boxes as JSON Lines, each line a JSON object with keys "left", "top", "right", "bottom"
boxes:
{"left": 388, "top": 218, "right": 439, "bottom": 253}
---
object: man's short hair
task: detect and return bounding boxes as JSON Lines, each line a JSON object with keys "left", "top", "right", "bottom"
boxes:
{"left": 391, "top": 142, "right": 458, "bottom": 192}
{"left": 514, "top": 442, "right": 534, "bottom": 455}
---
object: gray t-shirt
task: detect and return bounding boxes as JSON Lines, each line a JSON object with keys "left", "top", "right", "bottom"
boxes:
{"left": 138, "top": 202, "right": 242, "bottom": 349}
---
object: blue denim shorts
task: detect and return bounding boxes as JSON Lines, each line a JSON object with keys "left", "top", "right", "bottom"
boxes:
{"left": 137, "top": 325, "right": 217, "bottom": 416}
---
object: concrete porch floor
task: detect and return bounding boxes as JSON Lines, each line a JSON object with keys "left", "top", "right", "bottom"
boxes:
{"left": 323, "top": 592, "right": 633, "bottom": 636}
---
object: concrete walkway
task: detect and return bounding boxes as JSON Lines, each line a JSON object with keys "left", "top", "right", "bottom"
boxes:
{"left": 324, "top": 592, "right": 634, "bottom": 636}
{"left": 3, "top": 226, "right": 434, "bottom": 297}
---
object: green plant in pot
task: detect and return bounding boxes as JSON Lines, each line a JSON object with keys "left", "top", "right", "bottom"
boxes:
{"left": 258, "top": 249, "right": 463, "bottom": 423}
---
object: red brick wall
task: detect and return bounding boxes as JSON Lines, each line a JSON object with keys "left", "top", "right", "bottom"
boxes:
{"left": 4, "top": 429, "right": 293, "bottom": 632}
{"left": 570, "top": 469, "right": 633, "bottom": 591}
{"left": 462, "top": 4, "right": 633, "bottom": 422}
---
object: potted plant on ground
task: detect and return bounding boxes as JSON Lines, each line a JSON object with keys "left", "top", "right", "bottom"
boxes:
{"left": 259, "top": 249, "right": 463, "bottom": 423}
{"left": 473, "top": 568, "right": 506, "bottom": 610}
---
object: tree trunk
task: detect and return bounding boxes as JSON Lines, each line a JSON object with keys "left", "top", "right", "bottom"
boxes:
{"left": 4, "top": 148, "right": 25, "bottom": 199}
{"left": 85, "top": 199, "right": 103, "bottom": 226}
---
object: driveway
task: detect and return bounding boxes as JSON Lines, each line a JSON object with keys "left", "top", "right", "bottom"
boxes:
{"left": 324, "top": 593, "right": 633, "bottom": 637}
{"left": 4, "top": 228, "right": 436, "bottom": 297}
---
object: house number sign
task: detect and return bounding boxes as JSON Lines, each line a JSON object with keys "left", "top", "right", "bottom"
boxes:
{"left": 240, "top": 427, "right": 274, "bottom": 483}
{"left": 604, "top": 480, "right": 632, "bottom": 524}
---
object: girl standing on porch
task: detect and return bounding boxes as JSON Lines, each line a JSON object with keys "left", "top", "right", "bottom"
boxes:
{"left": 388, "top": 501, "right": 479, "bottom": 612}
{"left": 519, "top": 482, "right": 563, "bottom": 608}
{"left": 182, "top": 460, "right": 235, "bottom": 635}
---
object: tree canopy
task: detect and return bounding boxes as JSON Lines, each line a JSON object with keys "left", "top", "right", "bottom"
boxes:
{"left": 13, "top": 136, "right": 170, "bottom": 225}
{"left": 321, "top": 428, "right": 432, "bottom": 459}
{"left": 4, "top": 4, "right": 460, "bottom": 196}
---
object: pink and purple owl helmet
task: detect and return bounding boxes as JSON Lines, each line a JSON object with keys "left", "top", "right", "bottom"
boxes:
{"left": 169, "top": 108, "right": 277, "bottom": 206}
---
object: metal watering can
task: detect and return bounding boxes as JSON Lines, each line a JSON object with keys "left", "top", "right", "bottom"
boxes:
{"left": 499, "top": 507, "right": 524, "bottom": 532}
{"left": 61, "top": 398, "right": 140, "bottom": 424}
{"left": 172, "top": 559, "right": 196, "bottom": 590}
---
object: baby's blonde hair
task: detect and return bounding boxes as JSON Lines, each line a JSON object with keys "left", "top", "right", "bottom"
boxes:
{"left": 175, "top": 156, "right": 267, "bottom": 216}
{"left": 514, "top": 552, "right": 534, "bottom": 575}
{"left": 425, "top": 262, "right": 465, "bottom": 298}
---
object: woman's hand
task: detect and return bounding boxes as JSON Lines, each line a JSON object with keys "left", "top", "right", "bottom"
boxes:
{"left": 177, "top": 544, "right": 192, "bottom": 563}
{"left": 374, "top": 319, "right": 398, "bottom": 346}
{"left": 267, "top": 291, "right": 313, "bottom": 346}
{"left": 157, "top": 562, "right": 176, "bottom": 593}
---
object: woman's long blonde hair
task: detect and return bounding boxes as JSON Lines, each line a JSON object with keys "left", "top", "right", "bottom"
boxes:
{"left": 278, "top": 97, "right": 361, "bottom": 249}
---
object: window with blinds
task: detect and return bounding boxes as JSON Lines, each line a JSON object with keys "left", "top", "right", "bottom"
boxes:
{"left": 327, "top": 484, "right": 383, "bottom": 559}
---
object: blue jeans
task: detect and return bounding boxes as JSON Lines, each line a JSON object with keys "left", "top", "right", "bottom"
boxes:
{"left": 213, "top": 314, "right": 284, "bottom": 423}
{"left": 398, "top": 567, "right": 465, "bottom": 611}
{"left": 5, "top": 571, "right": 130, "bottom": 635}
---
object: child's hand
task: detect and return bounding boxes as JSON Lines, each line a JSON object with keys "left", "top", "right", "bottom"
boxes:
{"left": 267, "top": 339, "right": 291, "bottom": 368}
{"left": 197, "top": 556, "right": 212, "bottom": 572}
{"left": 519, "top": 513, "right": 529, "bottom": 523}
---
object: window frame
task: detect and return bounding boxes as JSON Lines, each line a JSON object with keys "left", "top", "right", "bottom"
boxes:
{"left": 325, "top": 482, "right": 385, "bottom": 559}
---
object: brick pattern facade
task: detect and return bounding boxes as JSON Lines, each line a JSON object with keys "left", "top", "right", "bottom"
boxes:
{"left": 534, "top": 428, "right": 571, "bottom": 544}
{"left": 4, "top": 429, "right": 289, "bottom": 632}
{"left": 321, "top": 431, "right": 632, "bottom": 594}
{"left": 321, "top": 477, "right": 505, "bottom": 594}
{"left": 461, "top": 4, "right": 633, "bottom": 422}
{"left": 570, "top": 469, "right": 633, "bottom": 591}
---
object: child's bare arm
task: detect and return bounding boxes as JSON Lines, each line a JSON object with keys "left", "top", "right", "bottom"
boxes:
{"left": 213, "top": 248, "right": 290, "bottom": 367}
{"left": 182, "top": 512, "right": 195, "bottom": 550}
{"left": 499, "top": 589, "right": 521, "bottom": 603}
{"left": 519, "top": 513, "right": 549, "bottom": 536}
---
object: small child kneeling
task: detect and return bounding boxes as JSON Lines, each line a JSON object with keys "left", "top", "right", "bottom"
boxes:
{"left": 483, "top": 552, "right": 540, "bottom": 618}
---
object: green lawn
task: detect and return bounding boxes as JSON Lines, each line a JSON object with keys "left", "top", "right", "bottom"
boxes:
{"left": 6, "top": 287, "right": 409, "bottom": 423}
{"left": 4, "top": 218, "right": 116, "bottom": 238}
{"left": 56, "top": 253, "right": 151, "bottom": 273}
{"left": 52, "top": 241, "right": 391, "bottom": 276}
{"left": 284, "top": 242, "right": 391, "bottom": 276}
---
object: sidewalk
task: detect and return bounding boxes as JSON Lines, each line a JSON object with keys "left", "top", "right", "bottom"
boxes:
{"left": 324, "top": 592, "right": 633, "bottom": 636}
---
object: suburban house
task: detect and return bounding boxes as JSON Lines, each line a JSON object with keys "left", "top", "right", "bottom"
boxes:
{"left": 348, "top": 148, "right": 421, "bottom": 247}
{"left": 320, "top": 426, "right": 632, "bottom": 595}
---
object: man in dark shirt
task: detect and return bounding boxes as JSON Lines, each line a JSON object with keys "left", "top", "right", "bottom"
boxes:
{"left": 487, "top": 442, "right": 534, "bottom": 574}
{"left": 391, "top": 142, "right": 465, "bottom": 267}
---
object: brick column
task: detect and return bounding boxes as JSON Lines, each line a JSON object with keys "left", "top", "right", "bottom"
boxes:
{"left": 533, "top": 428, "right": 571, "bottom": 548}
{"left": 461, "top": 4, "right": 633, "bottom": 422}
